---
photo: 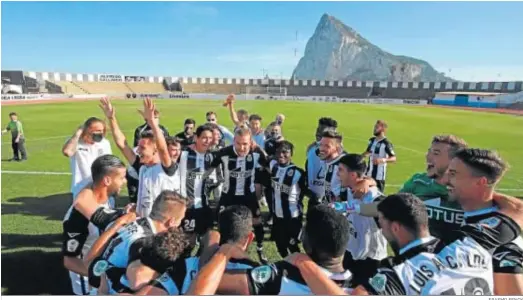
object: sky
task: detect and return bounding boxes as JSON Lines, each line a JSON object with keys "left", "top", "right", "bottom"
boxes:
{"left": 1, "top": 1, "right": 522, "bottom": 81}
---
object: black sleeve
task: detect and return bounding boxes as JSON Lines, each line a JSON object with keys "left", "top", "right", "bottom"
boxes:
{"left": 133, "top": 126, "right": 141, "bottom": 148}
{"left": 162, "top": 161, "right": 178, "bottom": 177}
{"left": 62, "top": 221, "right": 89, "bottom": 257}
{"left": 455, "top": 214, "right": 520, "bottom": 251}
{"left": 132, "top": 158, "right": 143, "bottom": 174}
{"left": 128, "top": 236, "right": 152, "bottom": 263}
{"left": 365, "top": 138, "right": 374, "bottom": 153}
{"left": 90, "top": 207, "right": 126, "bottom": 231}
{"left": 160, "top": 125, "right": 170, "bottom": 138}
{"left": 246, "top": 264, "right": 282, "bottom": 295}
{"left": 493, "top": 243, "right": 523, "bottom": 274}
{"left": 256, "top": 148, "right": 269, "bottom": 169}
{"left": 297, "top": 169, "right": 308, "bottom": 201}
{"left": 210, "top": 148, "right": 227, "bottom": 168}
{"left": 385, "top": 141, "right": 396, "bottom": 157}
{"left": 362, "top": 268, "right": 406, "bottom": 295}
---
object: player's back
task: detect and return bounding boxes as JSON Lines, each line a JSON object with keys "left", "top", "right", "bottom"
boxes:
{"left": 250, "top": 261, "right": 352, "bottom": 295}
{"left": 154, "top": 256, "right": 259, "bottom": 295}
{"left": 102, "top": 217, "right": 156, "bottom": 267}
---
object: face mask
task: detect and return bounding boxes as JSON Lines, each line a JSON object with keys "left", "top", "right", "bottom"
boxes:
{"left": 270, "top": 132, "right": 281, "bottom": 139}
{"left": 92, "top": 133, "right": 104, "bottom": 143}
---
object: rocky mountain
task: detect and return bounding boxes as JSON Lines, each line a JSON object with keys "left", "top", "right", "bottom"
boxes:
{"left": 292, "top": 14, "right": 453, "bottom": 82}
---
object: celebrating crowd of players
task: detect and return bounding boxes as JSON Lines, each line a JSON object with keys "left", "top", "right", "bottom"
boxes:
{"left": 59, "top": 95, "right": 523, "bottom": 296}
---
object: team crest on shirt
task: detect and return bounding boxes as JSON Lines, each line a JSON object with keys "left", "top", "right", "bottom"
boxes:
{"left": 251, "top": 265, "right": 271, "bottom": 284}
{"left": 247, "top": 155, "right": 252, "bottom": 162}
{"left": 67, "top": 239, "right": 80, "bottom": 252}
{"left": 500, "top": 259, "right": 518, "bottom": 268}
{"left": 158, "top": 273, "right": 170, "bottom": 283}
{"left": 93, "top": 260, "right": 109, "bottom": 277}
{"left": 478, "top": 217, "right": 501, "bottom": 229}
{"left": 287, "top": 169, "right": 294, "bottom": 177}
{"left": 369, "top": 273, "right": 387, "bottom": 292}
{"left": 328, "top": 165, "right": 333, "bottom": 172}
{"left": 205, "top": 154, "right": 211, "bottom": 162}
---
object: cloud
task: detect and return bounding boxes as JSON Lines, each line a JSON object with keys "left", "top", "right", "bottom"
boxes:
{"left": 172, "top": 2, "right": 219, "bottom": 18}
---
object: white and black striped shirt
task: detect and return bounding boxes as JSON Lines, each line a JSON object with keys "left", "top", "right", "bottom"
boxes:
{"left": 268, "top": 160, "right": 306, "bottom": 219}
{"left": 175, "top": 148, "right": 214, "bottom": 209}
{"left": 322, "top": 153, "right": 346, "bottom": 203}
{"left": 209, "top": 145, "right": 269, "bottom": 197}
{"left": 365, "top": 137, "right": 395, "bottom": 181}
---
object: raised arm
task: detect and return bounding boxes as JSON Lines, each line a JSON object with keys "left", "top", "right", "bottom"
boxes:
{"left": 84, "top": 212, "right": 136, "bottom": 266}
{"left": 143, "top": 97, "right": 172, "bottom": 169}
{"left": 99, "top": 97, "right": 136, "bottom": 164}
{"left": 493, "top": 192, "right": 523, "bottom": 228}
{"left": 225, "top": 95, "right": 242, "bottom": 127}
{"left": 62, "top": 125, "right": 84, "bottom": 157}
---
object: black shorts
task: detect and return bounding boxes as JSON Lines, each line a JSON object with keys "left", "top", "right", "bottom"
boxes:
{"left": 218, "top": 194, "right": 261, "bottom": 219}
{"left": 342, "top": 251, "right": 381, "bottom": 287}
{"left": 375, "top": 180, "right": 386, "bottom": 192}
{"left": 271, "top": 217, "right": 302, "bottom": 243}
{"left": 181, "top": 207, "right": 214, "bottom": 236}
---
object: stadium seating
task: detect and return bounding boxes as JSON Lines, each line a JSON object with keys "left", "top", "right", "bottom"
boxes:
{"left": 74, "top": 82, "right": 132, "bottom": 95}
{"left": 181, "top": 83, "right": 245, "bottom": 94}
{"left": 53, "top": 81, "right": 89, "bottom": 94}
{"left": 125, "top": 82, "right": 166, "bottom": 94}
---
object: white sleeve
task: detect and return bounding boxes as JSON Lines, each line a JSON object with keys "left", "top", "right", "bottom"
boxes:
{"left": 218, "top": 125, "right": 234, "bottom": 145}
{"left": 103, "top": 139, "right": 112, "bottom": 155}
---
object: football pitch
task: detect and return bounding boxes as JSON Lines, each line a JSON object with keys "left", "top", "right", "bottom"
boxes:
{"left": 2, "top": 99, "right": 522, "bottom": 295}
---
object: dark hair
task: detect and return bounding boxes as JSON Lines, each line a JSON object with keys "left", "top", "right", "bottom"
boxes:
{"left": 166, "top": 136, "right": 181, "bottom": 147}
{"left": 139, "top": 131, "right": 155, "bottom": 141}
{"left": 206, "top": 111, "right": 216, "bottom": 118}
{"left": 276, "top": 140, "right": 294, "bottom": 156}
{"left": 432, "top": 135, "right": 468, "bottom": 158}
{"left": 219, "top": 205, "right": 253, "bottom": 245}
{"left": 9, "top": 112, "right": 17, "bottom": 117}
{"left": 141, "top": 227, "right": 189, "bottom": 273}
{"left": 237, "top": 109, "right": 249, "bottom": 117}
{"left": 321, "top": 129, "right": 342, "bottom": 142}
{"left": 454, "top": 148, "right": 508, "bottom": 184}
{"left": 318, "top": 117, "right": 338, "bottom": 128}
{"left": 339, "top": 154, "right": 367, "bottom": 177}
{"left": 184, "top": 118, "right": 196, "bottom": 126}
{"left": 305, "top": 205, "right": 350, "bottom": 258}
{"left": 196, "top": 124, "right": 214, "bottom": 137}
{"left": 149, "top": 190, "right": 190, "bottom": 221}
{"left": 377, "top": 193, "right": 428, "bottom": 236}
{"left": 91, "top": 154, "right": 126, "bottom": 184}
{"left": 82, "top": 117, "right": 105, "bottom": 137}
{"left": 249, "top": 114, "right": 262, "bottom": 122}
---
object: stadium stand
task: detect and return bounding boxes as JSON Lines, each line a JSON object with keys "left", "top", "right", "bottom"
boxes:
{"left": 125, "top": 82, "right": 166, "bottom": 94}
{"left": 74, "top": 81, "right": 132, "bottom": 95}
{"left": 53, "top": 81, "right": 89, "bottom": 94}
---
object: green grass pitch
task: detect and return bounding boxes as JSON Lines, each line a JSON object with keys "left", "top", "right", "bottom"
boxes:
{"left": 2, "top": 99, "right": 522, "bottom": 295}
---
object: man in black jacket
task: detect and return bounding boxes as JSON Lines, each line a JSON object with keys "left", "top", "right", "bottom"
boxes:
{"left": 133, "top": 109, "right": 169, "bottom": 147}
{"left": 174, "top": 118, "right": 196, "bottom": 147}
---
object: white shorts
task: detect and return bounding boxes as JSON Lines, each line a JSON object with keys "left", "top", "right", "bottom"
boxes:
{"left": 69, "top": 271, "right": 90, "bottom": 295}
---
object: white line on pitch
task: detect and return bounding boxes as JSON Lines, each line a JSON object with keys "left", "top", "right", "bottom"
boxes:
{"left": 2, "top": 170, "right": 522, "bottom": 191}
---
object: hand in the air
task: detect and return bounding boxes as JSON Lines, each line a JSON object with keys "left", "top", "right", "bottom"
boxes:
{"left": 99, "top": 97, "right": 116, "bottom": 119}
{"left": 143, "top": 97, "right": 158, "bottom": 126}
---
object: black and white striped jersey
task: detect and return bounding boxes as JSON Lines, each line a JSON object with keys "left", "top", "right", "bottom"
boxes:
{"left": 175, "top": 148, "right": 214, "bottom": 209}
{"left": 131, "top": 159, "right": 178, "bottom": 218}
{"left": 364, "top": 137, "right": 395, "bottom": 181}
{"left": 248, "top": 261, "right": 352, "bottom": 295}
{"left": 153, "top": 257, "right": 259, "bottom": 295}
{"left": 62, "top": 202, "right": 111, "bottom": 258}
{"left": 345, "top": 187, "right": 388, "bottom": 261}
{"left": 465, "top": 207, "right": 523, "bottom": 275}
{"left": 91, "top": 218, "right": 156, "bottom": 293}
{"left": 209, "top": 145, "right": 269, "bottom": 197}
{"left": 363, "top": 208, "right": 521, "bottom": 295}
{"left": 322, "top": 154, "right": 346, "bottom": 203}
{"left": 305, "top": 142, "right": 323, "bottom": 199}
{"left": 268, "top": 160, "right": 306, "bottom": 219}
